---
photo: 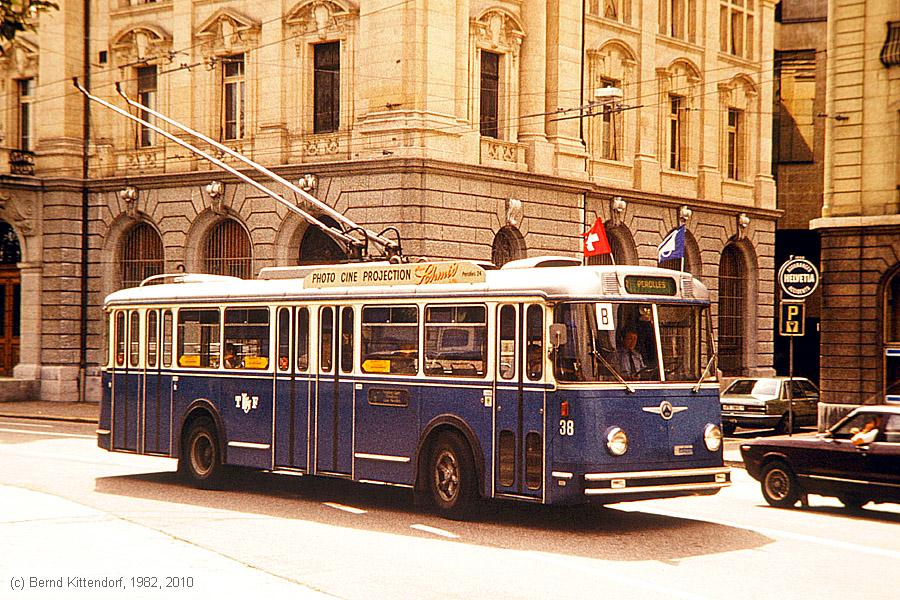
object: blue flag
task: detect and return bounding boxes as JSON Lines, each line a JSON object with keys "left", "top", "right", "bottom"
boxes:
{"left": 657, "top": 225, "right": 685, "bottom": 262}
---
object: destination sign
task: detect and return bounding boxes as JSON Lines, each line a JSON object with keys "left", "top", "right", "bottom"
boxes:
{"left": 304, "top": 261, "right": 486, "bottom": 289}
{"left": 624, "top": 275, "right": 677, "bottom": 296}
{"left": 778, "top": 258, "right": 819, "bottom": 299}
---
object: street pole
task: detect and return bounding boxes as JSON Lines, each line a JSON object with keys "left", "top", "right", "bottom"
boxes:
{"left": 788, "top": 334, "right": 794, "bottom": 436}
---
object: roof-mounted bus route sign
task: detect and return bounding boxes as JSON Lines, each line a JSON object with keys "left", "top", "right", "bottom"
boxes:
{"left": 778, "top": 257, "right": 819, "bottom": 299}
{"left": 304, "top": 261, "right": 486, "bottom": 289}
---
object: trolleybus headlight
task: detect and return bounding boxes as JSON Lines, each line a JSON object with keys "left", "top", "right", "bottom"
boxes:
{"left": 606, "top": 427, "right": 628, "bottom": 456}
{"left": 704, "top": 423, "right": 723, "bottom": 452}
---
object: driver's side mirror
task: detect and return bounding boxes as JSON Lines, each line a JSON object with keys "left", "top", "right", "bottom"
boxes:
{"left": 549, "top": 323, "right": 567, "bottom": 349}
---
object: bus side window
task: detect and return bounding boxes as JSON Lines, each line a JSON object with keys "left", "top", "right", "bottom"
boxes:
{"left": 340, "top": 307, "right": 354, "bottom": 374}
{"left": 224, "top": 307, "right": 270, "bottom": 370}
{"left": 115, "top": 311, "right": 126, "bottom": 367}
{"left": 296, "top": 307, "right": 309, "bottom": 371}
{"left": 277, "top": 307, "right": 290, "bottom": 372}
{"left": 424, "top": 304, "right": 487, "bottom": 378}
{"left": 361, "top": 305, "right": 418, "bottom": 375}
{"left": 498, "top": 305, "right": 516, "bottom": 380}
{"left": 147, "top": 310, "right": 158, "bottom": 368}
{"left": 526, "top": 304, "right": 543, "bottom": 381}
{"left": 320, "top": 307, "right": 334, "bottom": 373}
{"left": 129, "top": 311, "right": 140, "bottom": 368}
{"left": 162, "top": 310, "right": 173, "bottom": 368}
{"left": 177, "top": 308, "right": 220, "bottom": 368}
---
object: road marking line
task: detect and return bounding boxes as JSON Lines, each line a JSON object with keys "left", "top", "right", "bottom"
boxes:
{"left": 615, "top": 505, "right": 900, "bottom": 560}
{"left": 0, "top": 428, "right": 95, "bottom": 440}
{"left": 533, "top": 553, "right": 712, "bottom": 600}
{"left": 410, "top": 524, "right": 459, "bottom": 539}
{"left": 0, "top": 421, "right": 53, "bottom": 428}
{"left": 322, "top": 502, "right": 367, "bottom": 515}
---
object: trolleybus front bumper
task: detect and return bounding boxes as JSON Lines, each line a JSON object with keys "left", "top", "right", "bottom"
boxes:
{"left": 581, "top": 466, "right": 731, "bottom": 498}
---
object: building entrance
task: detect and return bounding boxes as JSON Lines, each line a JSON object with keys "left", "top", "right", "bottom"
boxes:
{"left": 0, "top": 222, "right": 21, "bottom": 376}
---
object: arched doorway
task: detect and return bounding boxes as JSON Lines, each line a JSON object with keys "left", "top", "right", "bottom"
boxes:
{"left": 0, "top": 221, "right": 21, "bottom": 376}
{"left": 718, "top": 243, "right": 746, "bottom": 376}
{"left": 299, "top": 216, "right": 348, "bottom": 265}
{"left": 204, "top": 218, "right": 252, "bottom": 278}
{"left": 491, "top": 226, "right": 525, "bottom": 267}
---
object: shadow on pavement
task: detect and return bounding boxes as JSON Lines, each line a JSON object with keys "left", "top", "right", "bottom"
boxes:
{"left": 96, "top": 468, "right": 771, "bottom": 563}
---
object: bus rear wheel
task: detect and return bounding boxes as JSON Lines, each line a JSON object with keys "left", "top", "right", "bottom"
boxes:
{"left": 181, "top": 417, "right": 224, "bottom": 489}
{"left": 427, "top": 432, "right": 476, "bottom": 519}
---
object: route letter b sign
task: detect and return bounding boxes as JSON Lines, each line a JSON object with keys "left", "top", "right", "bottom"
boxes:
{"left": 780, "top": 301, "right": 805, "bottom": 337}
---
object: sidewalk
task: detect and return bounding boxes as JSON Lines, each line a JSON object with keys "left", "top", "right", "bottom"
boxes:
{"left": 0, "top": 401, "right": 99, "bottom": 424}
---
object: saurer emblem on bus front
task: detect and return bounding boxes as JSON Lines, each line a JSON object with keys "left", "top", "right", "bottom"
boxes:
{"left": 235, "top": 393, "right": 260, "bottom": 414}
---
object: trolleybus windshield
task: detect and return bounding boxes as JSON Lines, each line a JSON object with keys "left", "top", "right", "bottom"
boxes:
{"left": 553, "top": 302, "right": 714, "bottom": 383}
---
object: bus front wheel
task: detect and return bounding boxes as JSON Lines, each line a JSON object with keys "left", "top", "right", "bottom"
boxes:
{"left": 427, "top": 432, "right": 476, "bottom": 519}
{"left": 181, "top": 417, "right": 224, "bottom": 489}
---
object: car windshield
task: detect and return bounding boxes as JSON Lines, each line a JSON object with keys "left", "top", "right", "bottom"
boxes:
{"left": 724, "top": 379, "right": 780, "bottom": 399}
{"left": 553, "top": 302, "right": 713, "bottom": 383}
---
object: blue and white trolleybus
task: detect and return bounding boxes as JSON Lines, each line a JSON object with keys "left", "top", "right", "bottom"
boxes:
{"left": 99, "top": 257, "right": 730, "bottom": 517}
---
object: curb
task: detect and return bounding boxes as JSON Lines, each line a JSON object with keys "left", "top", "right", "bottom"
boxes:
{"left": 724, "top": 459, "right": 745, "bottom": 469}
{"left": 0, "top": 413, "right": 98, "bottom": 425}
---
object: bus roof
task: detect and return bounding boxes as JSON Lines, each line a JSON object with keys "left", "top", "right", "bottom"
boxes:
{"left": 103, "top": 260, "right": 709, "bottom": 308}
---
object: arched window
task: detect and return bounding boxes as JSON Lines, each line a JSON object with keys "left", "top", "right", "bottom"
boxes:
{"left": 492, "top": 226, "right": 525, "bottom": 267}
{"left": 204, "top": 219, "right": 251, "bottom": 278}
{"left": 299, "top": 216, "right": 348, "bottom": 265}
{"left": 885, "top": 267, "right": 900, "bottom": 401}
{"left": 718, "top": 244, "right": 745, "bottom": 375}
{"left": 121, "top": 222, "right": 164, "bottom": 288}
{"left": 0, "top": 222, "right": 21, "bottom": 265}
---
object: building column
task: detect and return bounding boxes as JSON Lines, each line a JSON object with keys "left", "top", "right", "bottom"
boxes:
{"left": 12, "top": 262, "right": 42, "bottom": 381}
{"left": 519, "top": 0, "right": 553, "bottom": 173}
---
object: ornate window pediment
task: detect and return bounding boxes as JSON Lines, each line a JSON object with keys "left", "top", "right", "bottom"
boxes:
{"left": 111, "top": 24, "right": 173, "bottom": 66}
{"left": 718, "top": 75, "right": 757, "bottom": 110}
{"left": 473, "top": 9, "right": 525, "bottom": 56}
{"left": 0, "top": 35, "right": 39, "bottom": 78}
{"left": 196, "top": 9, "right": 260, "bottom": 58}
{"left": 588, "top": 41, "right": 637, "bottom": 84}
{"left": 285, "top": 0, "right": 357, "bottom": 40}
{"left": 658, "top": 60, "right": 701, "bottom": 100}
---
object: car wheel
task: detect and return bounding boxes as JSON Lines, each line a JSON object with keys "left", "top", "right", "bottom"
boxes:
{"left": 180, "top": 417, "right": 224, "bottom": 490}
{"left": 427, "top": 431, "right": 477, "bottom": 519}
{"left": 839, "top": 495, "right": 868, "bottom": 511}
{"left": 722, "top": 422, "right": 736, "bottom": 437}
{"left": 760, "top": 461, "right": 801, "bottom": 508}
{"left": 774, "top": 415, "right": 794, "bottom": 435}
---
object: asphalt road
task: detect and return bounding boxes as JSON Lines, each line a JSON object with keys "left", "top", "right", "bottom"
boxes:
{"left": 2, "top": 417, "right": 898, "bottom": 600}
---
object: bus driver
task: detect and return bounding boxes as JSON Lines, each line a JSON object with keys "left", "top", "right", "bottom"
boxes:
{"left": 618, "top": 329, "right": 645, "bottom": 378}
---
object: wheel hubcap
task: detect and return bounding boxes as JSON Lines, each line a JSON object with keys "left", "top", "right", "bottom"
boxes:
{"left": 191, "top": 433, "right": 214, "bottom": 477}
{"left": 766, "top": 469, "right": 789, "bottom": 500}
{"left": 434, "top": 449, "right": 459, "bottom": 502}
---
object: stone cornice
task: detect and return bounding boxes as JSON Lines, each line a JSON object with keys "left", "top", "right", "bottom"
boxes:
{"left": 811, "top": 214, "right": 900, "bottom": 231}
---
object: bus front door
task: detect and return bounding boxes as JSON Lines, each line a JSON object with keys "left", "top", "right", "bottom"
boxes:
{"left": 493, "top": 304, "right": 545, "bottom": 499}
{"left": 314, "top": 306, "right": 354, "bottom": 476}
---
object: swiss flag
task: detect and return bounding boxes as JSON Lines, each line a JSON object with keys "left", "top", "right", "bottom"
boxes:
{"left": 582, "top": 217, "right": 611, "bottom": 258}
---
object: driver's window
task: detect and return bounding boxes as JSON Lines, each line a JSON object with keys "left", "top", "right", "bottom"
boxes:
{"left": 832, "top": 413, "right": 880, "bottom": 440}
{"left": 614, "top": 304, "right": 659, "bottom": 381}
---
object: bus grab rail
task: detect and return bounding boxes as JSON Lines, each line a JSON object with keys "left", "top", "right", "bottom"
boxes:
{"left": 72, "top": 79, "right": 400, "bottom": 263}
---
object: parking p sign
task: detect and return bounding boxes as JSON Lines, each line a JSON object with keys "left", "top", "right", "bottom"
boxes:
{"left": 778, "top": 258, "right": 819, "bottom": 299}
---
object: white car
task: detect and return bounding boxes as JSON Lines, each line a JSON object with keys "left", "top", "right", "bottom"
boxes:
{"left": 720, "top": 377, "right": 819, "bottom": 435}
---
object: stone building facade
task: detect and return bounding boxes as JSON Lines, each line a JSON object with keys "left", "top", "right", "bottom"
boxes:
{"left": 812, "top": 0, "right": 900, "bottom": 410}
{"left": 0, "top": 0, "right": 777, "bottom": 402}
